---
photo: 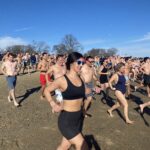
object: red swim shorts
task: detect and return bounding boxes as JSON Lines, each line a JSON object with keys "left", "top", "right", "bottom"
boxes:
{"left": 40, "top": 73, "right": 51, "bottom": 86}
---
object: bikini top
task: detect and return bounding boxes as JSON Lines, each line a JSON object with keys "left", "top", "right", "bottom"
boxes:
{"left": 62, "top": 75, "right": 85, "bottom": 100}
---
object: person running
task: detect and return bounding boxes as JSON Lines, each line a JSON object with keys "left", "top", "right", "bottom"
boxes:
{"left": 107, "top": 62, "right": 134, "bottom": 124}
{"left": 22, "top": 52, "right": 31, "bottom": 74}
{"left": 46, "top": 54, "right": 66, "bottom": 103}
{"left": 140, "top": 58, "right": 150, "bottom": 97}
{"left": 30, "top": 53, "right": 37, "bottom": 72}
{"left": 2, "top": 51, "right": 9, "bottom": 62}
{"left": 1, "top": 53, "right": 19, "bottom": 107}
{"left": 80, "top": 56, "right": 100, "bottom": 117}
{"left": 124, "top": 60, "right": 131, "bottom": 99}
{"left": 16, "top": 53, "right": 23, "bottom": 74}
{"left": 38, "top": 52, "right": 51, "bottom": 100}
{"left": 99, "top": 59, "right": 110, "bottom": 102}
{"left": 44, "top": 52, "right": 89, "bottom": 150}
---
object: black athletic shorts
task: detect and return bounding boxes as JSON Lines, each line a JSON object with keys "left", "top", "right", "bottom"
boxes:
{"left": 58, "top": 109, "right": 83, "bottom": 140}
{"left": 144, "top": 74, "right": 150, "bottom": 86}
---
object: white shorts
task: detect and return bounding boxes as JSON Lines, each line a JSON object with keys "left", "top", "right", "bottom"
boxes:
{"left": 55, "top": 89, "right": 63, "bottom": 103}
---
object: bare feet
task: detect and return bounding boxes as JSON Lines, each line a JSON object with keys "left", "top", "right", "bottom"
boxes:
{"left": 107, "top": 109, "right": 114, "bottom": 117}
{"left": 139, "top": 104, "right": 144, "bottom": 113}
{"left": 14, "top": 101, "right": 19, "bottom": 107}
{"left": 84, "top": 113, "right": 92, "bottom": 118}
{"left": 8, "top": 96, "right": 12, "bottom": 102}
{"left": 40, "top": 95, "right": 45, "bottom": 100}
{"left": 134, "top": 86, "right": 137, "bottom": 92}
{"left": 126, "top": 120, "right": 134, "bottom": 124}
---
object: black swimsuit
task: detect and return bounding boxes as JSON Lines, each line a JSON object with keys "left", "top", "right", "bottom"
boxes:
{"left": 99, "top": 66, "right": 108, "bottom": 84}
{"left": 58, "top": 75, "right": 85, "bottom": 140}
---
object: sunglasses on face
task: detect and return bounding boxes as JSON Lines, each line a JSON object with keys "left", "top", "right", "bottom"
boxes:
{"left": 76, "top": 60, "right": 85, "bottom": 65}
{"left": 88, "top": 60, "right": 94, "bottom": 63}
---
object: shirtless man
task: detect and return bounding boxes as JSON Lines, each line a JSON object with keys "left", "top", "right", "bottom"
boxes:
{"left": 140, "top": 58, "right": 150, "bottom": 97}
{"left": 1, "top": 53, "right": 19, "bottom": 107}
{"left": 46, "top": 54, "right": 66, "bottom": 103}
{"left": 2, "top": 51, "right": 9, "bottom": 62}
{"left": 38, "top": 52, "right": 51, "bottom": 100}
{"left": 16, "top": 53, "right": 23, "bottom": 74}
{"left": 22, "top": 52, "right": 30, "bottom": 74}
{"left": 80, "top": 56, "right": 100, "bottom": 116}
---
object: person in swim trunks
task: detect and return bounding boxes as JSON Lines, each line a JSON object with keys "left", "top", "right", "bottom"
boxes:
{"left": 38, "top": 52, "right": 51, "bottom": 100}
{"left": 46, "top": 54, "right": 66, "bottom": 103}
{"left": 107, "top": 63, "right": 134, "bottom": 124}
{"left": 44, "top": 52, "right": 89, "bottom": 150}
{"left": 80, "top": 56, "right": 101, "bottom": 117}
{"left": 140, "top": 58, "right": 150, "bottom": 97}
{"left": 1, "top": 53, "right": 19, "bottom": 107}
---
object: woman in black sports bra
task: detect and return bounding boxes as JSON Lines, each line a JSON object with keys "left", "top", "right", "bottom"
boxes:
{"left": 107, "top": 63, "right": 134, "bottom": 124}
{"left": 44, "top": 52, "right": 89, "bottom": 150}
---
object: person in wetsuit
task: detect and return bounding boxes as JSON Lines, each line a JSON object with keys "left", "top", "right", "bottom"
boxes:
{"left": 44, "top": 52, "right": 89, "bottom": 150}
{"left": 107, "top": 62, "right": 134, "bottom": 124}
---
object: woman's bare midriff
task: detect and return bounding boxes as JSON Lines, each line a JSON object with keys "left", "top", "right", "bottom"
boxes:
{"left": 62, "top": 99, "right": 83, "bottom": 112}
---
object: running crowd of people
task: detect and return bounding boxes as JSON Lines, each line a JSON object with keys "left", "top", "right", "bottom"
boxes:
{"left": 1, "top": 51, "right": 150, "bottom": 150}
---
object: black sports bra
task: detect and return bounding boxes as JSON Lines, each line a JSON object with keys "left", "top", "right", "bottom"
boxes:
{"left": 62, "top": 75, "right": 85, "bottom": 100}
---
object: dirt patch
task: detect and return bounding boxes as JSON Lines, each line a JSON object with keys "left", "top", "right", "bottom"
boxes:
{"left": 0, "top": 72, "right": 150, "bottom": 150}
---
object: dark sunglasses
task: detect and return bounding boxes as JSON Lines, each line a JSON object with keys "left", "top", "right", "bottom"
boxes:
{"left": 88, "top": 60, "right": 94, "bottom": 63}
{"left": 77, "top": 60, "right": 85, "bottom": 65}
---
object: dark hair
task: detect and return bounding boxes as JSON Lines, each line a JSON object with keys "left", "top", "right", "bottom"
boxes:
{"left": 66, "top": 52, "right": 83, "bottom": 70}
{"left": 144, "top": 57, "right": 149, "bottom": 62}
{"left": 56, "top": 54, "right": 64, "bottom": 61}
{"left": 86, "top": 56, "right": 93, "bottom": 61}
{"left": 8, "top": 53, "right": 14, "bottom": 57}
{"left": 115, "top": 62, "right": 125, "bottom": 72}
{"left": 42, "top": 52, "right": 47, "bottom": 56}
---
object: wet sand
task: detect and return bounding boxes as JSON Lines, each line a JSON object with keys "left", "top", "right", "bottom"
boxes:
{"left": 0, "top": 72, "right": 150, "bottom": 150}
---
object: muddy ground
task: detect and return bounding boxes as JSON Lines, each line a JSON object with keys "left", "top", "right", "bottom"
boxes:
{"left": 0, "top": 71, "right": 150, "bottom": 150}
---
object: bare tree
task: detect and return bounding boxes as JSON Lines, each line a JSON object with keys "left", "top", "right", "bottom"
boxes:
{"left": 53, "top": 44, "right": 67, "bottom": 54}
{"left": 85, "top": 48, "right": 118, "bottom": 57}
{"left": 6, "top": 45, "right": 25, "bottom": 54}
{"left": 32, "top": 41, "right": 50, "bottom": 53}
{"left": 62, "top": 34, "right": 83, "bottom": 53}
{"left": 107, "top": 48, "right": 118, "bottom": 56}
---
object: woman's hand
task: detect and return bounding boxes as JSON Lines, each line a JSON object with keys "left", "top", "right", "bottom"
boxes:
{"left": 50, "top": 101, "right": 62, "bottom": 113}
